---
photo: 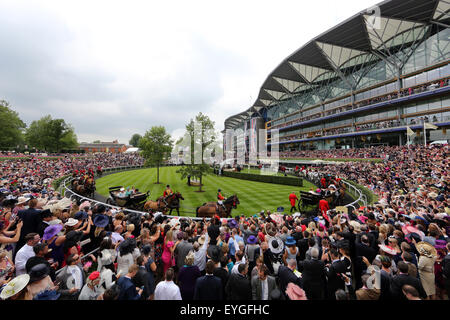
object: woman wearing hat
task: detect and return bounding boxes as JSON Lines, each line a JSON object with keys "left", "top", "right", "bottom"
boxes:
{"left": 42, "top": 224, "right": 65, "bottom": 268}
{"left": 97, "top": 237, "right": 117, "bottom": 290}
{"left": 177, "top": 251, "right": 201, "bottom": 300}
{"left": 245, "top": 235, "right": 261, "bottom": 273}
{"left": 78, "top": 271, "right": 104, "bottom": 300}
{"left": 413, "top": 240, "right": 438, "bottom": 299}
{"left": 0, "top": 274, "right": 32, "bottom": 300}
{"left": 282, "top": 236, "right": 298, "bottom": 266}
{"left": 117, "top": 238, "right": 140, "bottom": 276}
{"left": 27, "top": 263, "right": 57, "bottom": 299}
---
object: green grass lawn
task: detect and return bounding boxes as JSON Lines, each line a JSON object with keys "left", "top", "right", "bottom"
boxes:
{"left": 95, "top": 166, "right": 316, "bottom": 217}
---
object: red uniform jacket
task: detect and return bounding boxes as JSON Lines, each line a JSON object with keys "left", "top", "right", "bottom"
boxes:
{"left": 289, "top": 193, "right": 298, "bottom": 207}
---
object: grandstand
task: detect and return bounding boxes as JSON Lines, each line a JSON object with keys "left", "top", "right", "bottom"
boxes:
{"left": 224, "top": 0, "right": 450, "bottom": 154}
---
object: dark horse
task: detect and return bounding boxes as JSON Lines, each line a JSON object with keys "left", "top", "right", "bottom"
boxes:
{"left": 143, "top": 192, "right": 185, "bottom": 216}
{"left": 196, "top": 195, "right": 240, "bottom": 218}
{"left": 74, "top": 177, "right": 95, "bottom": 198}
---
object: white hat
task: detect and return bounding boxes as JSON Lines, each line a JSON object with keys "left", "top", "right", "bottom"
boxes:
{"left": 0, "top": 274, "right": 30, "bottom": 300}
{"left": 269, "top": 237, "right": 284, "bottom": 255}
{"left": 65, "top": 218, "right": 79, "bottom": 227}
{"left": 120, "top": 188, "right": 125, "bottom": 191}
{"left": 292, "top": 212, "right": 301, "bottom": 219}
{"left": 17, "top": 196, "right": 30, "bottom": 205}
{"left": 48, "top": 219, "right": 63, "bottom": 226}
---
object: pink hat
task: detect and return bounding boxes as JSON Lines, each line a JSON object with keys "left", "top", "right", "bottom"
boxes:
{"left": 285, "top": 283, "right": 307, "bottom": 300}
{"left": 358, "top": 215, "right": 368, "bottom": 223}
{"left": 401, "top": 225, "right": 425, "bottom": 240}
{"left": 379, "top": 244, "right": 397, "bottom": 255}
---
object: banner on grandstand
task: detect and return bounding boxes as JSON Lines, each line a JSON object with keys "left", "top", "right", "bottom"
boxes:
{"left": 424, "top": 122, "right": 438, "bottom": 130}
{"left": 406, "top": 126, "right": 414, "bottom": 136}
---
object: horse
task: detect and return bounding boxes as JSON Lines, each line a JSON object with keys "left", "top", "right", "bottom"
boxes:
{"left": 196, "top": 195, "right": 240, "bottom": 218}
{"left": 74, "top": 177, "right": 95, "bottom": 198}
{"left": 96, "top": 169, "right": 103, "bottom": 177}
{"left": 143, "top": 192, "right": 184, "bottom": 216}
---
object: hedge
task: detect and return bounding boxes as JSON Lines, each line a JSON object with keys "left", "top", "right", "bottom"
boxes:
{"left": 52, "top": 174, "right": 71, "bottom": 191}
{"left": 344, "top": 179, "right": 379, "bottom": 205}
{"left": 222, "top": 171, "right": 303, "bottom": 187}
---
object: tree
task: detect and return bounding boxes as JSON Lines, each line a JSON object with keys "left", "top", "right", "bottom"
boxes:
{"left": 176, "top": 112, "right": 216, "bottom": 192}
{"left": 0, "top": 100, "right": 26, "bottom": 149}
{"left": 93, "top": 140, "right": 101, "bottom": 143}
{"left": 25, "top": 115, "right": 78, "bottom": 152}
{"left": 139, "top": 126, "right": 173, "bottom": 184}
{"left": 129, "top": 133, "right": 142, "bottom": 147}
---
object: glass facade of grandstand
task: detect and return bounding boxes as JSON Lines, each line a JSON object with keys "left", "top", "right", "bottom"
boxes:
{"left": 224, "top": 0, "right": 450, "bottom": 152}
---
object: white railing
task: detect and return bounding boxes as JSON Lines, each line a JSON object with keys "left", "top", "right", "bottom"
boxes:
{"left": 342, "top": 180, "right": 367, "bottom": 211}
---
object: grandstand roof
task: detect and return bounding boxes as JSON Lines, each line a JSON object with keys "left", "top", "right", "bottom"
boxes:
{"left": 224, "top": 0, "right": 450, "bottom": 129}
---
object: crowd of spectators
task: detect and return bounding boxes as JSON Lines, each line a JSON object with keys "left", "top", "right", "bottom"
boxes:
{"left": 271, "top": 77, "right": 449, "bottom": 131}
{"left": 0, "top": 145, "right": 449, "bottom": 301}
{"left": 278, "top": 113, "right": 445, "bottom": 143}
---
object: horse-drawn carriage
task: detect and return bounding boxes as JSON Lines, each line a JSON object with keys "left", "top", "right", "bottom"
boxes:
{"left": 106, "top": 186, "right": 150, "bottom": 211}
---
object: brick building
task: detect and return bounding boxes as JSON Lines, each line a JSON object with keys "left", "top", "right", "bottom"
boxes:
{"left": 78, "top": 140, "right": 128, "bottom": 153}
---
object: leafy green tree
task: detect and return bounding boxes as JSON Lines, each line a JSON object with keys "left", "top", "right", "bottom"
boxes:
{"left": 139, "top": 126, "right": 173, "bottom": 184}
{"left": 0, "top": 100, "right": 26, "bottom": 149}
{"left": 176, "top": 112, "right": 215, "bottom": 192}
{"left": 129, "top": 133, "right": 142, "bottom": 147}
{"left": 93, "top": 140, "right": 101, "bottom": 143}
{"left": 25, "top": 115, "right": 78, "bottom": 152}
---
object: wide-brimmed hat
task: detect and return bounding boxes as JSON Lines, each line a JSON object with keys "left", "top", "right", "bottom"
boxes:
{"left": 428, "top": 192, "right": 438, "bottom": 199}
{"left": 435, "top": 240, "right": 447, "bottom": 250}
{"left": 416, "top": 241, "right": 437, "bottom": 258}
{"left": 285, "top": 236, "right": 296, "bottom": 246}
{"left": 228, "top": 219, "right": 238, "bottom": 229}
{"left": 0, "top": 274, "right": 30, "bottom": 300}
{"left": 65, "top": 230, "right": 83, "bottom": 244}
{"left": 269, "top": 237, "right": 284, "bottom": 255}
{"left": 17, "top": 196, "right": 30, "bottom": 205}
{"left": 64, "top": 218, "right": 79, "bottom": 227}
{"left": 247, "top": 235, "right": 258, "bottom": 244}
{"left": 264, "top": 222, "right": 277, "bottom": 237}
{"left": 48, "top": 219, "right": 62, "bottom": 226}
{"left": 74, "top": 211, "right": 88, "bottom": 221}
{"left": 401, "top": 225, "right": 425, "bottom": 240}
{"left": 379, "top": 244, "right": 397, "bottom": 255}
{"left": 43, "top": 224, "right": 63, "bottom": 241}
{"left": 276, "top": 207, "right": 284, "bottom": 213}
{"left": 28, "top": 263, "right": 50, "bottom": 283}
{"left": 270, "top": 214, "right": 284, "bottom": 226}
{"left": 285, "top": 283, "right": 307, "bottom": 300}
{"left": 349, "top": 220, "right": 361, "bottom": 232}
{"left": 198, "top": 235, "right": 206, "bottom": 245}
{"left": 79, "top": 201, "right": 91, "bottom": 211}
{"left": 207, "top": 245, "right": 222, "bottom": 262}
{"left": 33, "top": 290, "right": 60, "bottom": 300}
{"left": 43, "top": 197, "right": 72, "bottom": 214}
{"left": 99, "top": 249, "right": 114, "bottom": 266}
{"left": 93, "top": 214, "right": 109, "bottom": 228}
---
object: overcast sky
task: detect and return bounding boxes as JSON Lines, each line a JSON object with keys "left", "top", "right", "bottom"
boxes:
{"left": 0, "top": 0, "right": 378, "bottom": 144}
